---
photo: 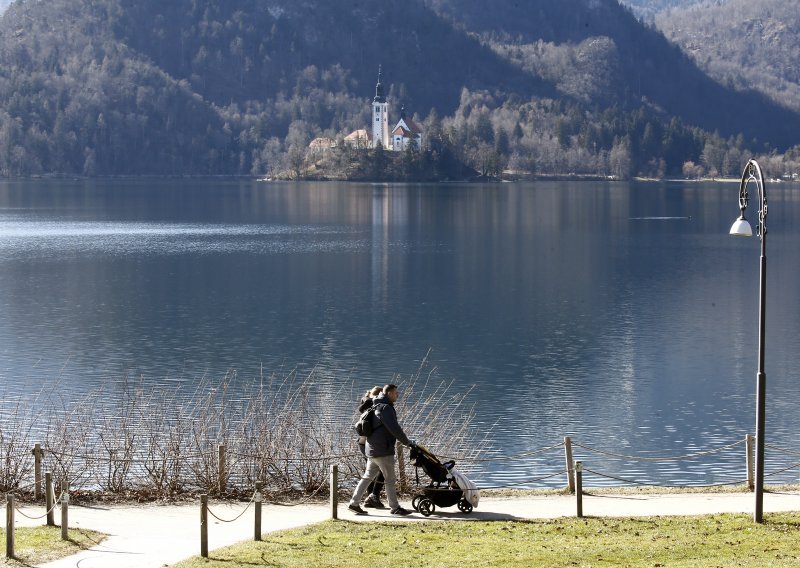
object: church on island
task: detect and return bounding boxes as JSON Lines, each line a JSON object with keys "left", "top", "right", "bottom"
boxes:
{"left": 369, "top": 67, "right": 423, "bottom": 151}
{"left": 310, "top": 68, "right": 423, "bottom": 152}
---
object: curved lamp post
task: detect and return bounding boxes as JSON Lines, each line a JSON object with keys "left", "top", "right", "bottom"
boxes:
{"left": 729, "top": 159, "right": 767, "bottom": 523}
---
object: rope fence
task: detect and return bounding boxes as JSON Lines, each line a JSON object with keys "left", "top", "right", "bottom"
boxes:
{"left": 12, "top": 489, "right": 64, "bottom": 521}
{"left": 1, "top": 434, "right": 798, "bottom": 501}
{"left": 572, "top": 439, "right": 746, "bottom": 462}
{"left": 2, "top": 434, "right": 799, "bottom": 562}
{"left": 205, "top": 490, "right": 259, "bottom": 523}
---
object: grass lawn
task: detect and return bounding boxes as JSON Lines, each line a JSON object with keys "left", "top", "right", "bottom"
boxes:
{"left": 173, "top": 513, "right": 800, "bottom": 567}
{"left": 0, "top": 526, "right": 105, "bottom": 566}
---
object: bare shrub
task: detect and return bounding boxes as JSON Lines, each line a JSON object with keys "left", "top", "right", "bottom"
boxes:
{"left": 139, "top": 387, "right": 189, "bottom": 496}
{"left": 0, "top": 358, "right": 487, "bottom": 500}
{"left": 0, "top": 396, "right": 35, "bottom": 492}
{"left": 42, "top": 389, "right": 101, "bottom": 492}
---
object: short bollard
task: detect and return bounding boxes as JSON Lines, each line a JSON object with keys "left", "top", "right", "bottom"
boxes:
{"left": 61, "top": 481, "right": 69, "bottom": 540}
{"left": 746, "top": 434, "right": 755, "bottom": 491}
{"left": 45, "top": 472, "right": 55, "bottom": 527}
{"left": 564, "top": 437, "right": 575, "bottom": 493}
{"left": 254, "top": 485, "right": 262, "bottom": 542}
{"left": 33, "top": 443, "right": 43, "bottom": 500}
{"left": 200, "top": 494, "right": 208, "bottom": 558}
{"left": 575, "top": 461, "right": 583, "bottom": 518}
{"left": 218, "top": 445, "right": 226, "bottom": 495}
{"left": 6, "top": 494, "right": 14, "bottom": 558}
{"left": 330, "top": 465, "right": 338, "bottom": 520}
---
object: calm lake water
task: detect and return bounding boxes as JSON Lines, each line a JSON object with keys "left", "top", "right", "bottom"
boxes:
{"left": 1, "top": 178, "right": 799, "bottom": 487}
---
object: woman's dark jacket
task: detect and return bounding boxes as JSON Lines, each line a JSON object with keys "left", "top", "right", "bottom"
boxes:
{"left": 365, "top": 393, "right": 412, "bottom": 457}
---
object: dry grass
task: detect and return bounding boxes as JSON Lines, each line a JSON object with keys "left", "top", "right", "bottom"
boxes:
{"left": 0, "top": 356, "right": 488, "bottom": 501}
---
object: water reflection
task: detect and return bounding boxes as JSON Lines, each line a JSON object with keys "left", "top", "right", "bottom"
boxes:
{"left": 0, "top": 179, "right": 799, "bottom": 487}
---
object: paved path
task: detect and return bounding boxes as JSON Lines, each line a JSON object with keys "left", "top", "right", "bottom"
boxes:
{"left": 8, "top": 490, "right": 800, "bottom": 567}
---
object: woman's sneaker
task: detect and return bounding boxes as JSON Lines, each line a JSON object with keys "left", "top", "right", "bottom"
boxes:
{"left": 363, "top": 495, "right": 386, "bottom": 509}
{"left": 390, "top": 507, "right": 412, "bottom": 516}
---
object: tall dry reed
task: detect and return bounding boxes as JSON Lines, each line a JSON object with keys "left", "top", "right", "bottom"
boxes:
{"left": 0, "top": 357, "right": 489, "bottom": 500}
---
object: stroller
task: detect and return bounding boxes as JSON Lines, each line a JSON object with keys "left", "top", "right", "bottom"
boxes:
{"left": 409, "top": 444, "right": 480, "bottom": 517}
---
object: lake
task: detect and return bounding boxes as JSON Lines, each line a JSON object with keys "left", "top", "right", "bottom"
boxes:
{"left": 1, "top": 178, "right": 799, "bottom": 488}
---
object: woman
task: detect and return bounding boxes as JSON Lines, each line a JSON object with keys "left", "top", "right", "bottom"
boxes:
{"left": 357, "top": 385, "right": 385, "bottom": 508}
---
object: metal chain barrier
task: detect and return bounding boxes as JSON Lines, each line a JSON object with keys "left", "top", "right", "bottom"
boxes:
{"left": 573, "top": 439, "right": 745, "bottom": 462}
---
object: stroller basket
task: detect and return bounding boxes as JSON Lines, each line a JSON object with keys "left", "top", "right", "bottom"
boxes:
{"left": 422, "top": 487, "right": 463, "bottom": 508}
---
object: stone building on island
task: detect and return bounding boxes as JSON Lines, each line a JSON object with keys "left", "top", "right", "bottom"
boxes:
{"left": 310, "top": 67, "right": 423, "bottom": 153}
{"left": 348, "top": 67, "right": 423, "bottom": 151}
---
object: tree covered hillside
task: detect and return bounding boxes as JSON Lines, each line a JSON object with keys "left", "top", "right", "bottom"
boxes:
{"left": 427, "top": 0, "right": 800, "bottom": 150}
{"left": 618, "top": 0, "right": 705, "bottom": 21}
{"left": 656, "top": 0, "right": 800, "bottom": 114}
{"left": 0, "top": 0, "right": 798, "bottom": 179}
{"left": 0, "top": 0, "right": 540, "bottom": 176}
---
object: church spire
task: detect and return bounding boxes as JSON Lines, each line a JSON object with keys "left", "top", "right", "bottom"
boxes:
{"left": 374, "top": 65, "right": 386, "bottom": 103}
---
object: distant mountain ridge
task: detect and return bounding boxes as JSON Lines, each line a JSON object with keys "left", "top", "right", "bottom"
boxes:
{"left": 0, "top": 0, "right": 798, "bottom": 176}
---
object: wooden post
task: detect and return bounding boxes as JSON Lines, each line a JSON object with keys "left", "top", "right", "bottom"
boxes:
{"left": 45, "top": 472, "right": 54, "bottom": 526}
{"left": 254, "top": 484, "right": 262, "bottom": 542}
{"left": 200, "top": 495, "right": 208, "bottom": 558}
{"left": 575, "top": 461, "right": 583, "bottom": 518}
{"left": 6, "top": 494, "right": 14, "bottom": 559}
{"left": 218, "top": 445, "right": 226, "bottom": 495}
{"left": 564, "top": 436, "right": 575, "bottom": 493}
{"left": 60, "top": 481, "right": 69, "bottom": 540}
{"left": 330, "top": 465, "right": 339, "bottom": 519}
{"left": 396, "top": 441, "right": 408, "bottom": 494}
{"left": 33, "top": 443, "right": 43, "bottom": 500}
{"left": 746, "top": 434, "right": 755, "bottom": 491}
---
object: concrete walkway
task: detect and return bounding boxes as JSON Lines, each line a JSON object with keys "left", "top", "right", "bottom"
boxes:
{"left": 8, "top": 490, "right": 800, "bottom": 568}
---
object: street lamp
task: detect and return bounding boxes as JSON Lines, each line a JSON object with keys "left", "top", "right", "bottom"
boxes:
{"left": 729, "top": 159, "right": 767, "bottom": 523}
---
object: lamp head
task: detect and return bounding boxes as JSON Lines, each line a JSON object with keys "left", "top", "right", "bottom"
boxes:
{"left": 730, "top": 215, "right": 753, "bottom": 237}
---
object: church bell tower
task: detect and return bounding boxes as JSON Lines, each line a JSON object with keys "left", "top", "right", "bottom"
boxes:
{"left": 372, "top": 66, "right": 390, "bottom": 149}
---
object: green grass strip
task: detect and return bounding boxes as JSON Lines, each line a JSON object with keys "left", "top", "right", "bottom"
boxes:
{"left": 173, "top": 513, "right": 800, "bottom": 567}
{"left": 0, "top": 526, "right": 105, "bottom": 566}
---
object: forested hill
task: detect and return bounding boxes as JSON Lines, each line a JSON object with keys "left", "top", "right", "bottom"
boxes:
{"left": 618, "top": 0, "right": 704, "bottom": 20}
{"left": 655, "top": 0, "right": 800, "bottom": 114}
{"left": 0, "top": 0, "right": 799, "bottom": 177}
{"left": 0, "top": 0, "right": 540, "bottom": 175}
{"left": 427, "top": 0, "right": 800, "bottom": 151}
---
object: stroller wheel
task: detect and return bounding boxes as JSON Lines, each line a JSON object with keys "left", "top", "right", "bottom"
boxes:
{"left": 411, "top": 495, "right": 423, "bottom": 511}
{"left": 418, "top": 498, "right": 435, "bottom": 517}
{"left": 457, "top": 499, "right": 473, "bottom": 514}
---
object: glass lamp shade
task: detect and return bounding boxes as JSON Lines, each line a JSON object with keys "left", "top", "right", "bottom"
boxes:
{"left": 730, "top": 216, "right": 753, "bottom": 236}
